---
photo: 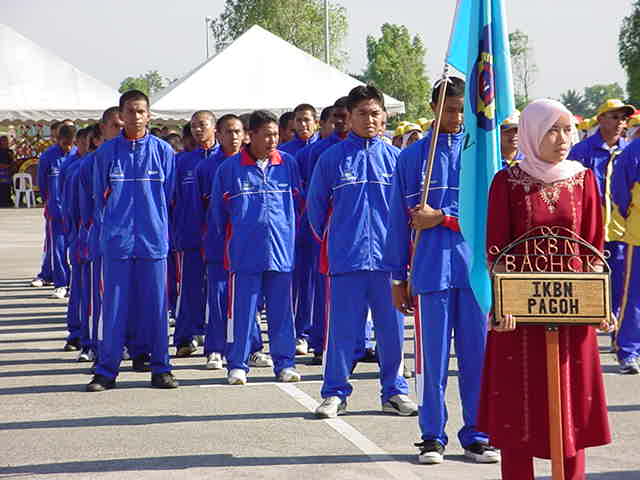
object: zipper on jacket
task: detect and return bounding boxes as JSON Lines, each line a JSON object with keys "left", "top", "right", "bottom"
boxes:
{"left": 365, "top": 138, "right": 373, "bottom": 270}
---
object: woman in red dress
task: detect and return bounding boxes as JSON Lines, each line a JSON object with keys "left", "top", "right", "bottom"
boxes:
{"left": 478, "top": 99, "right": 612, "bottom": 480}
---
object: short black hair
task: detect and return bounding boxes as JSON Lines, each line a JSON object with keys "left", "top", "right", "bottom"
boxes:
{"left": 239, "top": 113, "right": 251, "bottom": 132}
{"left": 333, "top": 96, "right": 349, "bottom": 109}
{"left": 279, "top": 111, "right": 294, "bottom": 129}
{"left": 181, "top": 123, "right": 192, "bottom": 139}
{"left": 50, "top": 121, "right": 62, "bottom": 133}
{"left": 431, "top": 77, "right": 465, "bottom": 104}
{"left": 192, "top": 110, "right": 216, "bottom": 124}
{"left": 76, "top": 127, "right": 90, "bottom": 140}
{"left": 346, "top": 85, "right": 385, "bottom": 112}
{"left": 101, "top": 106, "right": 119, "bottom": 124}
{"left": 249, "top": 110, "right": 278, "bottom": 132}
{"left": 119, "top": 89, "right": 150, "bottom": 111}
{"left": 293, "top": 103, "right": 317, "bottom": 118}
{"left": 58, "top": 124, "right": 76, "bottom": 140}
{"left": 216, "top": 113, "right": 242, "bottom": 131}
{"left": 320, "top": 106, "right": 333, "bottom": 123}
{"left": 150, "top": 127, "right": 162, "bottom": 137}
{"left": 163, "top": 133, "right": 183, "bottom": 152}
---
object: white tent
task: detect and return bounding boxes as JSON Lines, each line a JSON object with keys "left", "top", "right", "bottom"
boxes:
{"left": 0, "top": 23, "right": 120, "bottom": 123}
{"left": 151, "top": 25, "right": 405, "bottom": 120}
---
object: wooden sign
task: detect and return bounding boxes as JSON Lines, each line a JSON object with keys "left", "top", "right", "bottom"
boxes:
{"left": 492, "top": 273, "right": 610, "bottom": 325}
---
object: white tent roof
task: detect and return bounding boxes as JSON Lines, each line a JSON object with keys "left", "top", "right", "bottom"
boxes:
{"left": 151, "top": 25, "right": 404, "bottom": 120}
{"left": 0, "top": 23, "right": 120, "bottom": 123}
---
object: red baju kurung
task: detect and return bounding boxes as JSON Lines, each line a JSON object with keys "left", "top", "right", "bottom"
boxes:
{"left": 478, "top": 166, "right": 611, "bottom": 463}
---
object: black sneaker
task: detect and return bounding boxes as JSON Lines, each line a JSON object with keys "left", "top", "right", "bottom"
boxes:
{"left": 464, "top": 442, "right": 500, "bottom": 463}
{"left": 619, "top": 358, "right": 640, "bottom": 375}
{"left": 415, "top": 439, "right": 445, "bottom": 464}
{"left": 151, "top": 372, "right": 179, "bottom": 389}
{"left": 63, "top": 338, "right": 81, "bottom": 352}
{"left": 132, "top": 354, "right": 151, "bottom": 372}
{"left": 86, "top": 374, "right": 115, "bottom": 392}
{"left": 175, "top": 340, "right": 197, "bottom": 357}
{"left": 361, "top": 347, "right": 379, "bottom": 363}
{"left": 310, "top": 352, "right": 323, "bottom": 365}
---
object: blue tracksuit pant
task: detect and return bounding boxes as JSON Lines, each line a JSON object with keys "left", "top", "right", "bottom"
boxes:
{"left": 414, "top": 288, "right": 488, "bottom": 447}
{"left": 167, "top": 251, "right": 178, "bottom": 316}
{"left": 308, "top": 270, "right": 326, "bottom": 353}
{"left": 43, "top": 218, "right": 69, "bottom": 287}
{"left": 607, "top": 241, "right": 627, "bottom": 318}
{"left": 204, "top": 264, "right": 264, "bottom": 356}
{"left": 293, "top": 236, "right": 313, "bottom": 340}
{"left": 65, "top": 260, "right": 82, "bottom": 342}
{"left": 80, "top": 258, "right": 102, "bottom": 353}
{"left": 617, "top": 246, "right": 640, "bottom": 363}
{"left": 321, "top": 271, "right": 408, "bottom": 403}
{"left": 37, "top": 216, "right": 53, "bottom": 282}
{"left": 174, "top": 249, "right": 206, "bottom": 347}
{"left": 96, "top": 258, "right": 171, "bottom": 379}
{"left": 226, "top": 271, "right": 295, "bottom": 376}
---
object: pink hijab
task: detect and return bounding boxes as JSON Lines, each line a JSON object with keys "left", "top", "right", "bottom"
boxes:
{"left": 517, "top": 98, "right": 585, "bottom": 184}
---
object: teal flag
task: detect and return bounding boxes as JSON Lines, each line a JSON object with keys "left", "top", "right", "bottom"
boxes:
{"left": 446, "top": 0, "right": 515, "bottom": 313}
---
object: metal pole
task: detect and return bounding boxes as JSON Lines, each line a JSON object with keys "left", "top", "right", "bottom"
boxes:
{"left": 205, "top": 17, "right": 211, "bottom": 59}
{"left": 324, "top": 0, "right": 330, "bottom": 64}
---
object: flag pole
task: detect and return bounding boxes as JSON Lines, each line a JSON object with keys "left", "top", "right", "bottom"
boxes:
{"left": 408, "top": 64, "right": 450, "bottom": 297}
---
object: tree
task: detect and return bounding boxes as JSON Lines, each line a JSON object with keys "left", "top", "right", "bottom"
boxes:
{"left": 619, "top": 1, "right": 640, "bottom": 105}
{"left": 211, "top": 0, "right": 348, "bottom": 69}
{"left": 363, "top": 23, "right": 432, "bottom": 125}
{"left": 560, "top": 89, "right": 589, "bottom": 117}
{"left": 583, "top": 83, "right": 626, "bottom": 117}
{"left": 118, "top": 70, "right": 170, "bottom": 96}
{"left": 509, "top": 30, "right": 538, "bottom": 109}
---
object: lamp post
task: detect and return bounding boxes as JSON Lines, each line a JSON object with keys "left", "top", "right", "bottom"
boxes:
{"left": 205, "top": 16, "right": 213, "bottom": 60}
{"left": 324, "top": 0, "right": 329, "bottom": 64}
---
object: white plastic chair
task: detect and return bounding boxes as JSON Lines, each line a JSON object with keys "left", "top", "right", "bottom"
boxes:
{"left": 13, "top": 173, "right": 36, "bottom": 208}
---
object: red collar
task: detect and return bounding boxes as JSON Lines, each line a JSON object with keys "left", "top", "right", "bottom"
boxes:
{"left": 240, "top": 147, "right": 283, "bottom": 166}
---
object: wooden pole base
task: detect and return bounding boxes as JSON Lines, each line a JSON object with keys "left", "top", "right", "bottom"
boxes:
{"left": 546, "top": 327, "right": 565, "bottom": 480}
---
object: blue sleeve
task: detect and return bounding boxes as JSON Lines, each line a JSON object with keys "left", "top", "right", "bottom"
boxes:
{"left": 163, "top": 146, "right": 176, "bottom": 208}
{"left": 209, "top": 163, "right": 230, "bottom": 238}
{"left": 568, "top": 142, "right": 591, "bottom": 169}
{"left": 92, "top": 147, "right": 109, "bottom": 213}
{"left": 383, "top": 156, "right": 411, "bottom": 281}
{"left": 612, "top": 147, "right": 639, "bottom": 218}
{"left": 289, "top": 154, "right": 305, "bottom": 218}
{"left": 307, "top": 150, "right": 333, "bottom": 242}
{"left": 78, "top": 160, "right": 92, "bottom": 226}
{"left": 37, "top": 153, "right": 49, "bottom": 201}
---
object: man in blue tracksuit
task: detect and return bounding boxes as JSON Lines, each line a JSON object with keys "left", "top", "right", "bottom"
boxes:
{"left": 77, "top": 108, "right": 123, "bottom": 367}
{"left": 307, "top": 86, "right": 415, "bottom": 419}
{"left": 173, "top": 111, "right": 218, "bottom": 357}
{"left": 383, "top": 78, "right": 497, "bottom": 465}
{"left": 61, "top": 128, "right": 90, "bottom": 354}
{"left": 569, "top": 99, "right": 633, "bottom": 343}
{"left": 87, "top": 90, "right": 177, "bottom": 392}
{"left": 37, "top": 124, "right": 76, "bottom": 300}
{"left": 198, "top": 114, "right": 269, "bottom": 370}
{"left": 279, "top": 103, "right": 320, "bottom": 355}
{"left": 209, "top": 110, "right": 303, "bottom": 385}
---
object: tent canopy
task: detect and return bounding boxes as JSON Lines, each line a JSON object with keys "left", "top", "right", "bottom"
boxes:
{"left": 0, "top": 23, "right": 120, "bottom": 124}
{"left": 151, "top": 25, "right": 404, "bottom": 120}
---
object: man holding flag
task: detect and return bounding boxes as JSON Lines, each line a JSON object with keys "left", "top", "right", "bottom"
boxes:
{"left": 384, "top": 0, "right": 514, "bottom": 465}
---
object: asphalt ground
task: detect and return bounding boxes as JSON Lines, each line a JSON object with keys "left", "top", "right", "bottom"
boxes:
{"left": 0, "top": 207, "right": 639, "bottom": 479}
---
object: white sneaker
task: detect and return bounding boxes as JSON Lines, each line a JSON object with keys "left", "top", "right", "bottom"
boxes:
{"left": 278, "top": 367, "right": 301, "bottom": 383}
{"left": 50, "top": 287, "right": 67, "bottom": 299}
{"left": 295, "top": 338, "right": 309, "bottom": 355}
{"left": 194, "top": 335, "right": 205, "bottom": 346}
{"left": 464, "top": 442, "right": 500, "bottom": 463}
{"left": 205, "top": 353, "right": 224, "bottom": 370}
{"left": 30, "top": 277, "right": 44, "bottom": 287}
{"left": 77, "top": 349, "right": 95, "bottom": 362}
{"left": 315, "top": 396, "right": 347, "bottom": 418}
{"left": 249, "top": 351, "right": 274, "bottom": 367}
{"left": 228, "top": 368, "right": 247, "bottom": 385}
{"left": 382, "top": 394, "right": 418, "bottom": 416}
{"left": 122, "top": 346, "right": 131, "bottom": 361}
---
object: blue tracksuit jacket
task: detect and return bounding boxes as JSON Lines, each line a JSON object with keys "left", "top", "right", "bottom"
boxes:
{"left": 77, "top": 152, "right": 99, "bottom": 262}
{"left": 279, "top": 132, "right": 320, "bottom": 158}
{"left": 209, "top": 148, "right": 303, "bottom": 273}
{"left": 300, "top": 132, "right": 346, "bottom": 188}
{"left": 93, "top": 133, "right": 176, "bottom": 260}
{"left": 38, "top": 144, "right": 77, "bottom": 219}
{"left": 307, "top": 132, "right": 400, "bottom": 275}
{"left": 383, "top": 130, "right": 472, "bottom": 294}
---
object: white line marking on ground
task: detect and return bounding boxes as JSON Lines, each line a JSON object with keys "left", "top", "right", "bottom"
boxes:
{"left": 276, "top": 383, "right": 421, "bottom": 480}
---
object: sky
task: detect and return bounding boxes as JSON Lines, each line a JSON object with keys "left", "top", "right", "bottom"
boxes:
{"left": 0, "top": 0, "right": 633, "bottom": 100}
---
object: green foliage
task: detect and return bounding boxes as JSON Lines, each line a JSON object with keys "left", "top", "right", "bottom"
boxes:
{"left": 619, "top": 1, "right": 640, "bottom": 105}
{"left": 211, "top": 0, "right": 348, "bottom": 69}
{"left": 559, "top": 83, "right": 626, "bottom": 117}
{"left": 509, "top": 30, "right": 537, "bottom": 106}
{"left": 118, "top": 70, "right": 170, "bottom": 96}
{"left": 363, "top": 23, "right": 432, "bottom": 126}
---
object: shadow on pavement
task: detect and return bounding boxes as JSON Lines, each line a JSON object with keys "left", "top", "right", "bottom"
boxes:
{"left": 608, "top": 404, "right": 640, "bottom": 412}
